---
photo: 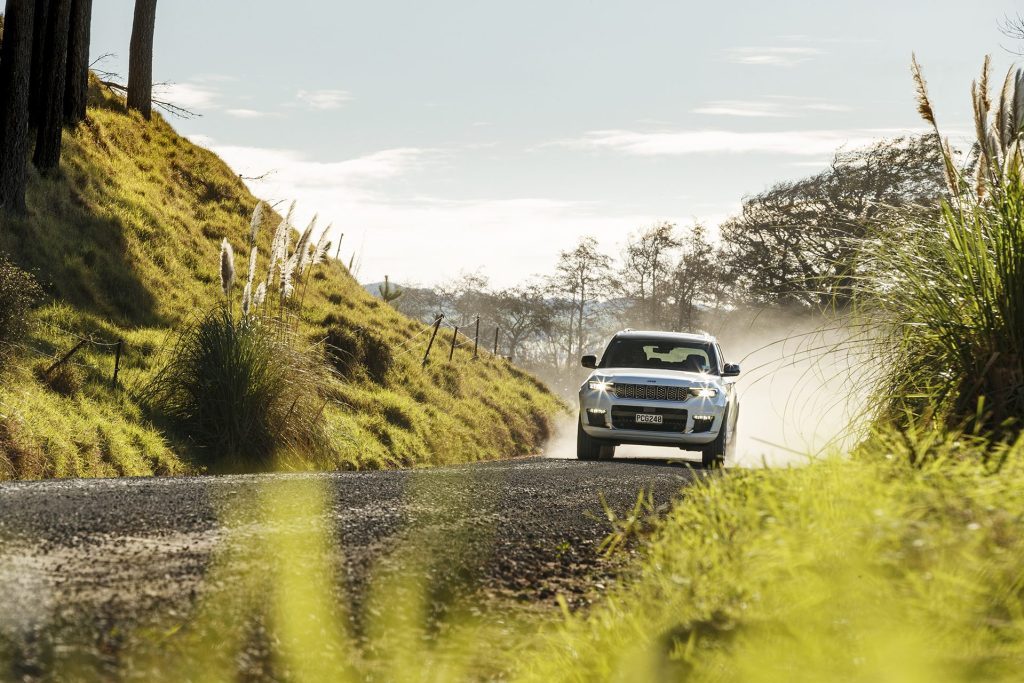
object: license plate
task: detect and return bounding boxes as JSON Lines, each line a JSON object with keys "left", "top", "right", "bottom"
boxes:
{"left": 635, "top": 413, "right": 663, "bottom": 424}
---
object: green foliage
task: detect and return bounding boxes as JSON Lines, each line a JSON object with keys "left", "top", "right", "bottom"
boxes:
{"left": 0, "top": 81, "right": 561, "bottom": 479}
{"left": 519, "top": 435, "right": 1024, "bottom": 682}
{"left": 855, "top": 61, "right": 1024, "bottom": 436}
{"left": 0, "top": 255, "right": 41, "bottom": 372}
{"left": 141, "top": 307, "right": 332, "bottom": 470}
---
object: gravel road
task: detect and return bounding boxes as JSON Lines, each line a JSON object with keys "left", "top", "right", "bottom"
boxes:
{"left": 0, "top": 456, "right": 705, "bottom": 678}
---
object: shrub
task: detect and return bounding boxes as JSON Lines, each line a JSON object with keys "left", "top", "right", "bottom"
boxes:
{"left": 0, "top": 256, "right": 42, "bottom": 372}
{"left": 854, "top": 59, "right": 1024, "bottom": 439}
{"left": 324, "top": 325, "right": 393, "bottom": 383}
{"left": 141, "top": 307, "right": 334, "bottom": 470}
{"left": 33, "top": 360, "right": 82, "bottom": 396}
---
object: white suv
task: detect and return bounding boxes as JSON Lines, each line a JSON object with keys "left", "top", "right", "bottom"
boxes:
{"left": 577, "top": 330, "right": 740, "bottom": 467}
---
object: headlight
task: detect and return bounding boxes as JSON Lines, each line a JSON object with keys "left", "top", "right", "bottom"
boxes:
{"left": 689, "top": 387, "right": 718, "bottom": 399}
{"left": 588, "top": 379, "right": 614, "bottom": 392}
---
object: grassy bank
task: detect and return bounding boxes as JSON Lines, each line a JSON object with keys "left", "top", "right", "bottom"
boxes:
{"left": 0, "top": 82, "right": 562, "bottom": 479}
{"left": 515, "top": 437, "right": 1024, "bottom": 681}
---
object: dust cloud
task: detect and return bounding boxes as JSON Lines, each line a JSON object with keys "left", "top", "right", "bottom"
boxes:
{"left": 540, "top": 312, "right": 869, "bottom": 468}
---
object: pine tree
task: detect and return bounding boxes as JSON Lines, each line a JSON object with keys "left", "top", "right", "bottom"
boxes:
{"left": 31, "top": 0, "right": 71, "bottom": 171}
{"left": 63, "top": 0, "right": 92, "bottom": 125}
{"left": 378, "top": 275, "right": 404, "bottom": 304}
{"left": 126, "top": 0, "right": 157, "bottom": 119}
{"left": 0, "top": 0, "right": 36, "bottom": 212}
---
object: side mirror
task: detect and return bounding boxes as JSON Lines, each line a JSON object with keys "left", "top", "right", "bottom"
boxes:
{"left": 581, "top": 355, "right": 598, "bottom": 369}
{"left": 723, "top": 363, "right": 741, "bottom": 377}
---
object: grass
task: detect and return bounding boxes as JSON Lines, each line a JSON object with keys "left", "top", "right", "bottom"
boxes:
{"left": 513, "top": 434, "right": 1024, "bottom": 682}
{"left": 11, "top": 433, "right": 1023, "bottom": 681}
{"left": 0, "top": 80, "right": 563, "bottom": 479}
{"left": 853, "top": 60, "right": 1024, "bottom": 437}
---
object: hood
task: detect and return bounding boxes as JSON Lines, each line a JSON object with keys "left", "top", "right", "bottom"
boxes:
{"left": 590, "top": 367, "right": 722, "bottom": 387}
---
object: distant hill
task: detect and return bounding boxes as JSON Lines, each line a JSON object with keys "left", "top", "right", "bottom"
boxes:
{"left": 0, "top": 81, "right": 561, "bottom": 479}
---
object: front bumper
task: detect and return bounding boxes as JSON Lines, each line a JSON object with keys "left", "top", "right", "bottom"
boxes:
{"left": 578, "top": 385, "right": 726, "bottom": 447}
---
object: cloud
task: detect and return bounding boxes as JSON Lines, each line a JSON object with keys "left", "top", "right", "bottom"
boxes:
{"left": 154, "top": 82, "right": 220, "bottom": 110}
{"left": 187, "top": 137, "right": 730, "bottom": 286}
{"left": 206, "top": 144, "right": 429, "bottom": 191}
{"left": 692, "top": 98, "right": 851, "bottom": 118}
{"left": 225, "top": 108, "right": 277, "bottom": 119}
{"left": 295, "top": 89, "right": 352, "bottom": 110}
{"left": 692, "top": 100, "right": 795, "bottom": 118}
{"left": 725, "top": 46, "right": 822, "bottom": 67}
{"left": 563, "top": 128, "right": 906, "bottom": 157}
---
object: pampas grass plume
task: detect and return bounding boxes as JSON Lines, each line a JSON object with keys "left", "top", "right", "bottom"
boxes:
{"left": 220, "top": 238, "right": 235, "bottom": 297}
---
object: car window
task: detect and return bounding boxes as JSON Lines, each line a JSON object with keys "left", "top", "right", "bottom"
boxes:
{"left": 600, "top": 339, "right": 716, "bottom": 372}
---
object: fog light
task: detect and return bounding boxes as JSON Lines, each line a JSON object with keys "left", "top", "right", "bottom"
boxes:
{"left": 586, "top": 408, "right": 608, "bottom": 427}
{"left": 691, "top": 414, "right": 714, "bottom": 434}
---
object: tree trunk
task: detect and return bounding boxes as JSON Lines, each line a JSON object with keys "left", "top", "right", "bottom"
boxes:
{"left": 0, "top": 0, "right": 36, "bottom": 213}
{"left": 27, "top": 0, "right": 46, "bottom": 126}
{"left": 63, "top": 0, "right": 91, "bottom": 125}
{"left": 32, "top": 0, "right": 71, "bottom": 171}
{"left": 126, "top": 0, "right": 157, "bottom": 119}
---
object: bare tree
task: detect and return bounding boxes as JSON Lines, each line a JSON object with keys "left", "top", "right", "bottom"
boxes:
{"left": 127, "top": 0, "right": 157, "bottom": 119}
{"left": 0, "top": 0, "right": 35, "bottom": 212}
{"left": 668, "top": 224, "right": 718, "bottom": 330}
{"left": 490, "top": 283, "right": 552, "bottom": 362}
{"left": 31, "top": 0, "right": 71, "bottom": 171}
{"left": 550, "top": 236, "right": 610, "bottom": 367}
{"left": 1000, "top": 14, "right": 1024, "bottom": 54}
{"left": 63, "top": 0, "right": 91, "bottom": 124}
{"left": 617, "top": 221, "right": 681, "bottom": 328}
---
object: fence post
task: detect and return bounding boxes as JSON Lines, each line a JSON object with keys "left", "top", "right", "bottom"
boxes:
{"left": 111, "top": 339, "right": 124, "bottom": 389}
{"left": 422, "top": 315, "right": 444, "bottom": 368}
{"left": 45, "top": 339, "right": 89, "bottom": 377}
{"left": 448, "top": 325, "right": 458, "bottom": 362}
{"left": 473, "top": 317, "right": 480, "bottom": 359}
{"left": 493, "top": 327, "right": 499, "bottom": 355}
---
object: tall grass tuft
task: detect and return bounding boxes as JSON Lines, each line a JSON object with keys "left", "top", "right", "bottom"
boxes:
{"left": 141, "top": 307, "right": 334, "bottom": 470}
{"left": 0, "top": 256, "right": 42, "bottom": 373}
{"left": 855, "top": 58, "right": 1024, "bottom": 439}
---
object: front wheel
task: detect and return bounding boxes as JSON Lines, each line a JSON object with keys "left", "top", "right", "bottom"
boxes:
{"left": 701, "top": 409, "right": 729, "bottom": 469}
{"left": 577, "top": 420, "right": 615, "bottom": 461}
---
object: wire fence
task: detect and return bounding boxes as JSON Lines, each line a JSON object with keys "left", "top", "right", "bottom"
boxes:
{"left": 2, "top": 307, "right": 510, "bottom": 403}
{"left": 401, "top": 314, "right": 510, "bottom": 369}
{"left": 2, "top": 323, "right": 126, "bottom": 390}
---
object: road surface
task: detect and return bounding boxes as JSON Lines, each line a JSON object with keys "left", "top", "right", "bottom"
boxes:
{"left": 0, "top": 456, "right": 706, "bottom": 678}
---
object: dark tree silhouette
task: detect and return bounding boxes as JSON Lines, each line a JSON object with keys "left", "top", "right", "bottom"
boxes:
{"left": 720, "top": 135, "right": 946, "bottom": 308}
{"left": 27, "top": 0, "right": 46, "bottom": 126}
{"left": 63, "top": 0, "right": 92, "bottom": 125}
{"left": 32, "top": 0, "right": 71, "bottom": 171}
{"left": 127, "top": 0, "right": 157, "bottom": 119}
{"left": 0, "top": 0, "right": 36, "bottom": 213}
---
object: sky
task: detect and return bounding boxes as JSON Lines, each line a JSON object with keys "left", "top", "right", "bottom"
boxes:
{"left": 89, "top": 1, "right": 1021, "bottom": 287}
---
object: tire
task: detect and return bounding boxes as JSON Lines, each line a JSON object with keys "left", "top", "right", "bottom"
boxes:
{"left": 701, "top": 409, "right": 728, "bottom": 469}
{"left": 577, "top": 420, "right": 616, "bottom": 461}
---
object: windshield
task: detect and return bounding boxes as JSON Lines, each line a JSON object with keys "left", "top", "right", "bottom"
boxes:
{"left": 599, "top": 338, "right": 717, "bottom": 373}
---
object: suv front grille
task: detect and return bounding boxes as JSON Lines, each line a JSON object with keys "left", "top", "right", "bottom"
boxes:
{"left": 611, "top": 406, "right": 688, "bottom": 432}
{"left": 613, "top": 383, "right": 687, "bottom": 401}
